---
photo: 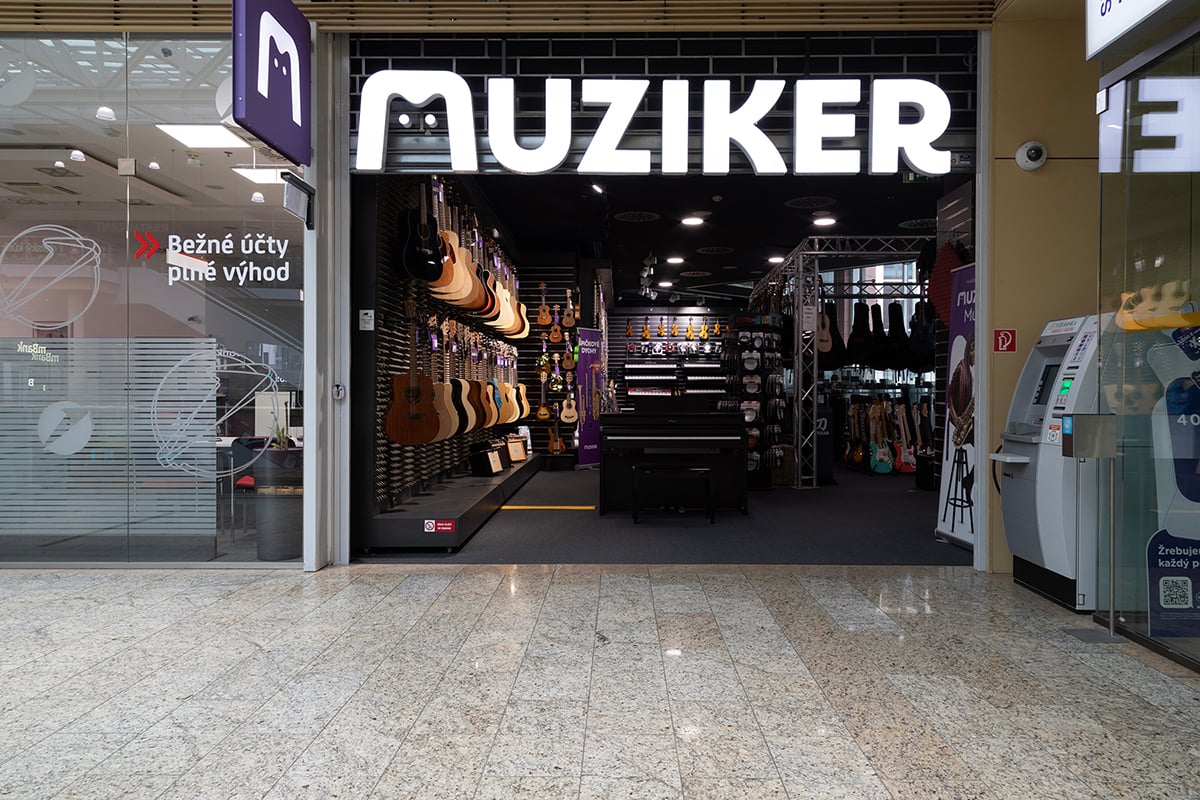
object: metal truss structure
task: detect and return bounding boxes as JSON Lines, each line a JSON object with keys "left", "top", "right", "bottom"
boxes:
{"left": 748, "top": 236, "right": 928, "bottom": 489}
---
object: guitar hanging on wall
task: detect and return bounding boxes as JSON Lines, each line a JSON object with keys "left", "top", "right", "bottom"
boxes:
{"left": 563, "top": 288, "right": 576, "bottom": 328}
{"left": 560, "top": 372, "right": 579, "bottom": 424}
{"left": 385, "top": 299, "right": 442, "bottom": 445}
{"left": 549, "top": 305, "right": 563, "bottom": 343}
{"left": 537, "top": 281, "right": 552, "bottom": 326}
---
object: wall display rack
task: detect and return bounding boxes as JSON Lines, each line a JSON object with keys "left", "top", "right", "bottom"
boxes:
{"left": 608, "top": 306, "right": 731, "bottom": 411}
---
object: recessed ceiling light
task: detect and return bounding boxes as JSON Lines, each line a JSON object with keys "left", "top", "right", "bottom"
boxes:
{"left": 156, "top": 124, "right": 250, "bottom": 149}
{"left": 232, "top": 167, "right": 290, "bottom": 184}
{"left": 69, "top": 149, "right": 86, "bottom": 162}
{"left": 613, "top": 210, "right": 660, "bottom": 223}
{"left": 768, "top": 256, "right": 784, "bottom": 264}
{"left": 591, "top": 183, "right": 604, "bottom": 194}
{"left": 666, "top": 257, "right": 684, "bottom": 264}
{"left": 658, "top": 280, "right": 673, "bottom": 288}
{"left": 813, "top": 216, "right": 837, "bottom": 227}
{"left": 681, "top": 216, "right": 704, "bottom": 226}
{"left": 784, "top": 195, "right": 836, "bottom": 210}
{"left": 95, "top": 105, "right": 116, "bottom": 121}
{"left": 250, "top": 191, "right": 265, "bottom": 204}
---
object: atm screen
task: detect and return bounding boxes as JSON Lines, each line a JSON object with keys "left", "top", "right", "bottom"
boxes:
{"left": 1059, "top": 377, "right": 1074, "bottom": 396}
{"left": 1033, "top": 362, "right": 1061, "bottom": 405}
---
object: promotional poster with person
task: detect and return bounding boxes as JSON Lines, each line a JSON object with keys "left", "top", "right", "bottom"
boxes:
{"left": 937, "top": 263, "right": 976, "bottom": 546}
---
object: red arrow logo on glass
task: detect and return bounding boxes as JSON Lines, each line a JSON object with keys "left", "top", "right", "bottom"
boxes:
{"left": 134, "top": 231, "right": 160, "bottom": 260}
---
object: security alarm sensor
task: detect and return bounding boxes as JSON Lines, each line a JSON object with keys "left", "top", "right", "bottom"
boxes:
{"left": 1016, "top": 140, "right": 1048, "bottom": 171}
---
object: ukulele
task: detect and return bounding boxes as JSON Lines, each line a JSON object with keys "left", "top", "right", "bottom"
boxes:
{"left": 641, "top": 316, "right": 651, "bottom": 340}
{"left": 549, "top": 305, "right": 563, "bottom": 343}
{"left": 537, "top": 335, "right": 549, "bottom": 379}
{"left": 560, "top": 372, "right": 579, "bottom": 423}
{"left": 670, "top": 316, "right": 679, "bottom": 337}
{"left": 700, "top": 316, "right": 709, "bottom": 340}
{"left": 536, "top": 371, "right": 551, "bottom": 420}
{"left": 657, "top": 316, "right": 666, "bottom": 337}
{"left": 550, "top": 352, "right": 564, "bottom": 392}
{"left": 562, "top": 332, "right": 575, "bottom": 371}
{"left": 537, "top": 281, "right": 552, "bottom": 326}
{"left": 563, "top": 288, "right": 576, "bottom": 328}
{"left": 385, "top": 300, "right": 442, "bottom": 445}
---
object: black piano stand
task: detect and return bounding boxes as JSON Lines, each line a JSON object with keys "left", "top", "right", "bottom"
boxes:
{"left": 631, "top": 464, "right": 714, "bottom": 524}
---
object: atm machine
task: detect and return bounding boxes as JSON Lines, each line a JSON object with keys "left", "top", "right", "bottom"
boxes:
{"left": 993, "top": 315, "right": 1101, "bottom": 610}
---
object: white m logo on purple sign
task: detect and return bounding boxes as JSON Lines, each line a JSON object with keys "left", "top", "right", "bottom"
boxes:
{"left": 256, "top": 11, "right": 302, "bottom": 127}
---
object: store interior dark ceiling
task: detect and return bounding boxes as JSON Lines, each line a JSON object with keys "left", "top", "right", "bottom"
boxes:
{"left": 470, "top": 169, "right": 969, "bottom": 305}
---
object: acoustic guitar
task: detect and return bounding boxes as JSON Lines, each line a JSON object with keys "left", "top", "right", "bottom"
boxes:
{"left": 816, "top": 310, "right": 833, "bottom": 354}
{"left": 426, "top": 178, "right": 460, "bottom": 292}
{"left": 446, "top": 321, "right": 475, "bottom": 435}
{"left": 560, "top": 372, "right": 579, "bottom": 424}
{"left": 430, "top": 319, "right": 458, "bottom": 442}
{"left": 549, "top": 305, "right": 563, "bottom": 343}
{"left": 397, "top": 180, "right": 442, "bottom": 281}
{"left": 385, "top": 300, "right": 441, "bottom": 445}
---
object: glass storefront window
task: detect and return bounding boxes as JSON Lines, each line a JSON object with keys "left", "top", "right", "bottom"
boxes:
{"left": 1098, "top": 38, "right": 1200, "bottom": 662}
{"left": 0, "top": 35, "right": 305, "bottom": 563}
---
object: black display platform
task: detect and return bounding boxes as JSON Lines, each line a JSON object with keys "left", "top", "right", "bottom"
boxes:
{"left": 361, "top": 455, "right": 541, "bottom": 551}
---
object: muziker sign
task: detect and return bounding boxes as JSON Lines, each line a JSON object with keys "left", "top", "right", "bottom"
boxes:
{"left": 354, "top": 71, "right": 953, "bottom": 177}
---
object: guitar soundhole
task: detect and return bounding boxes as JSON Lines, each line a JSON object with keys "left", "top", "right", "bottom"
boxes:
{"left": 405, "top": 387, "right": 421, "bottom": 404}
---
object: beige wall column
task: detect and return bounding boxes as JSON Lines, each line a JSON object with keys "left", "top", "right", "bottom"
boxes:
{"left": 985, "top": 7, "right": 1100, "bottom": 572}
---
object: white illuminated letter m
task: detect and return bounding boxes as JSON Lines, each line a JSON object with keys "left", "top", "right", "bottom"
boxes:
{"left": 355, "top": 70, "right": 479, "bottom": 173}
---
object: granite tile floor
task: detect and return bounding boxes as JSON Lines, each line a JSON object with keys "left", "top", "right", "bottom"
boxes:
{"left": 1, "top": 565, "right": 1199, "bottom": 800}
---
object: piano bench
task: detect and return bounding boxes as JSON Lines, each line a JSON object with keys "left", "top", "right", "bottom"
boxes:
{"left": 631, "top": 464, "right": 714, "bottom": 524}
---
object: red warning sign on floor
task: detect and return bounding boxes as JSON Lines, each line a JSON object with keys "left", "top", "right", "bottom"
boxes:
{"left": 993, "top": 329, "right": 1017, "bottom": 353}
{"left": 423, "top": 519, "right": 456, "bottom": 533}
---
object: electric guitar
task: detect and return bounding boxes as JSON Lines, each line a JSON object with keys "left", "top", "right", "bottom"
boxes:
{"left": 549, "top": 305, "right": 563, "bottom": 343}
{"left": 385, "top": 300, "right": 442, "bottom": 445}
{"left": 560, "top": 372, "right": 579, "bottom": 423}
{"left": 892, "top": 400, "right": 918, "bottom": 473}
{"left": 868, "top": 400, "right": 893, "bottom": 474}
{"left": 537, "top": 281, "right": 552, "bottom": 326}
{"left": 536, "top": 371, "right": 551, "bottom": 420}
{"left": 548, "top": 409, "right": 567, "bottom": 454}
{"left": 563, "top": 288, "right": 576, "bottom": 328}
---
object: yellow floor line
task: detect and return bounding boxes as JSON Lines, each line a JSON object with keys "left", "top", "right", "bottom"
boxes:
{"left": 502, "top": 504, "right": 596, "bottom": 510}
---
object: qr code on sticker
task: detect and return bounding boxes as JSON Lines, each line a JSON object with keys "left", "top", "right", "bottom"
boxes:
{"left": 1159, "top": 576, "right": 1193, "bottom": 609}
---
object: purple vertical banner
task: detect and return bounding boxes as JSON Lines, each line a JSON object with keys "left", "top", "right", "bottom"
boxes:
{"left": 936, "top": 263, "right": 976, "bottom": 547}
{"left": 575, "top": 328, "right": 602, "bottom": 467}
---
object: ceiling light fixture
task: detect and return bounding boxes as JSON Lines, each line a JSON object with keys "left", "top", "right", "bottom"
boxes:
{"left": 812, "top": 210, "right": 837, "bottom": 227}
{"left": 232, "top": 167, "right": 288, "bottom": 184}
{"left": 156, "top": 124, "right": 250, "bottom": 149}
{"left": 666, "top": 257, "right": 684, "bottom": 264}
{"left": 768, "top": 256, "right": 784, "bottom": 264}
{"left": 658, "top": 280, "right": 673, "bottom": 288}
{"left": 185, "top": 151, "right": 202, "bottom": 167}
{"left": 53, "top": 160, "right": 65, "bottom": 168}
{"left": 250, "top": 191, "right": 265, "bottom": 204}
{"left": 95, "top": 105, "right": 116, "bottom": 121}
{"left": 591, "top": 183, "right": 604, "bottom": 194}
{"left": 69, "top": 149, "right": 86, "bottom": 162}
{"left": 147, "top": 161, "right": 160, "bottom": 170}
{"left": 681, "top": 216, "right": 704, "bottom": 226}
